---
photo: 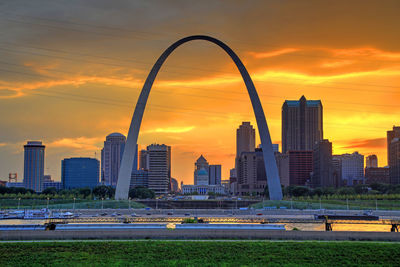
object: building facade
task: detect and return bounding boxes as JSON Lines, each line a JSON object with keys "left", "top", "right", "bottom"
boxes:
{"left": 101, "top": 133, "right": 126, "bottom": 186}
{"left": 181, "top": 184, "right": 226, "bottom": 195}
{"left": 209, "top": 164, "right": 222, "bottom": 185}
{"left": 288, "top": 150, "right": 313, "bottom": 186}
{"left": 139, "top": 149, "right": 149, "bottom": 170}
{"left": 387, "top": 126, "right": 400, "bottom": 166}
{"left": 147, "top": 144, "right": 171, "bottom": 195}
{"left": 275, "top": 152, "right": 289, "bottom": 187}
{"left": 23, "top": 141, "right": 45, "bottom": 192}
{"left": 62, "top": 157, "right": 100, "bottom": 189}
{"left": 194, "top": 155, "right": 209, "bottom": 185}
{"left": 236, "top": 122, "right": 255, "bottom": 168}
{"left": 389, "top": 138, "right": 400, "bottom": 184}
{"left": 43, "top": 182, "right": 63, "bottom": 191}
{"left": 282, "top": 95, "right": 323, "bottom": 153}
{"left": 333, "top": 152, "right": 364, "bottom": 186}
{"left": 311, "top": 139, "right": 334, "bottom": 188}
{"left": 366, "top": 155, "right": 378, "bottom": 168}
{"left": 365, "top": 167, "right": 390, "bottom": 184}
{"left": 237, "top": 148, "right": 267, "bottom": 195}
{"left": 130, "top": 170, "right": 149, "bottom": 189}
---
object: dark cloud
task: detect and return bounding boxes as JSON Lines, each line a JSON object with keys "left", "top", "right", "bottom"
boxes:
{"left": 341, "top": 137, "right": 386, "bottom": 149}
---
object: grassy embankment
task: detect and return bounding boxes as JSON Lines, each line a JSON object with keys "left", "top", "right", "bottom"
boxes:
{"left": 0, "top": 241, "right": 399, "bottom": 266}
{"left": 0, "top": 199, "right": 146, "bottom": 209}
{"left": 253, "top": 199, "right": 400, "bottom": 210}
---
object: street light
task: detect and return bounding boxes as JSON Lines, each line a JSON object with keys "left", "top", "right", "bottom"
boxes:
{"left": 101, "top": 198, "right": 104, "bottom": 210}
{"left": 73, "top": 197, "right": 76, "bottom": 211}
{"left": 47, "top": 197, "right": 50, "bottom": 209}
{"left": 17, "top": 198, "right": 21, "bottom": 210}
{"left": 128, "top": 197, "right": 131, "bottom": 209}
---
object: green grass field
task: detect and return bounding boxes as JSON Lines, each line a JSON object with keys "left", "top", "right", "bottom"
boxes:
{"left": 0, "top": 241, "right": 399, "bottom": 266}
{"left": 0, "top": 199, "right": 146, "bottom": 209}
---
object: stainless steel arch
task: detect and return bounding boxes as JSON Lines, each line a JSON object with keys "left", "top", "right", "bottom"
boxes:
{"left": 115, "top": 35, "right": 283, "bottom": 200}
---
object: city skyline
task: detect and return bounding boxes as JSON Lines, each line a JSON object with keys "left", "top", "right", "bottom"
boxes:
{"left": 1, "top": 1, "right": 399, "bottom": 185}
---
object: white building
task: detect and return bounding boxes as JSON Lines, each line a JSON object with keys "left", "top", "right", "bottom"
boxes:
{"left": 181, "top": 184, "right": 226, "bottom": 195}
{"left": 333, "top": 152, "right": 364, "bottom": 186}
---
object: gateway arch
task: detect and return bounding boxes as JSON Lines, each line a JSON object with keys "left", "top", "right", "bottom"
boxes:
{"left": 115, "top": 35, "right": 283, "bottom": 200}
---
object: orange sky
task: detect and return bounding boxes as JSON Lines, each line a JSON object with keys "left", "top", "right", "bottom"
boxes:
{"left": 0, "top": 0, "right": 399, "bottom": 185}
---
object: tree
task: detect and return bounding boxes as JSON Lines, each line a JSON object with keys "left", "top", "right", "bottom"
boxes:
{"left": 78, "top": 187, "right": 92, "bottom": 198}
{"left": 93, "top": 185, "right": 111, "bottom": 199}
{"left": 291, "top": 186, "right": 310, "bottom": 197}
{"left": 128, "top": 186, "right": 155, "bottom": 199}
{"left": 337, "top": 187, "right": 356, "bottom": 195}
{"left": 354, "top": 184, "right": 369, "bottom": 194}
{"left": 42, "top": 187, "right": 57, "bottom": 195}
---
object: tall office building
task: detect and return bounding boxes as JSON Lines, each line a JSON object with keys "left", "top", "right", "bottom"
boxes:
{"left": 288, "top": 151, "right": 313, "bottom": 186}
{"left": 311, "top": 139, "right": 334, "bottom": 188}
{"left": 237, "top": 148, "right": 267, "bottom": 195}
{"left": 236, "top": 122, "right": 255, "bottom": 167}
{"left": 389, "top": 138, "right": 400, "bottom": 184}
{"left": 333, "top": 152, "right": 364, "bottom": 186}
{"left": 101, "top": 133, "right": 138, "bottom": 187}
{"left": 62, "top": 157, "right": 100, "bottom": 189}
{"left": 23, "top": 141, "right": 45, "bottom": 192}
{"left": 275, "top": 152, "right": 289, "bottom": 187}
{"left": 139, "top": 149, "right": 149, "bottom": 170}
{"left": 130, "top": 170, "right": 149, "bottom": 189}
{"left": 209, "top": 165, "right": 222, "bottom": 185}
{"left": 194, "top": 155, "right": 209, "bottom": 185}
{"left": 282, "top": 95, "right": 323, "bottom": 153}
{"left": 365, "top": 167, "right": 390, "bottom": 184}
{"left": 387, "top": 126, "right": 400, "bottom": 165}
{"left": 366, "top": 155, "right": 378, "bottom": 168}
{"left": 147, "top": 144, "right": 171, "bottom": 194}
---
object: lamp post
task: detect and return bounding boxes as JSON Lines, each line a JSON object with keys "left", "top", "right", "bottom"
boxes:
{"left": 47, "top": 197, "right": 49, "bottom": 209}
{"left": 18, "top": 198, "right": 21, "bottom": 210}
{"left": 129, "top": 198, "right": 131, "bottom": 209}
{"left": 101, "top": 198, "right": 104, "bottom": 210}
{"left": 73, "top": 197, "right": 76, "bottom": 211}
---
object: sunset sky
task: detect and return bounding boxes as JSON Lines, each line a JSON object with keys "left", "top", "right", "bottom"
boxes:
{"left": 0, "top": 0, "right": 399, "bottom": 185}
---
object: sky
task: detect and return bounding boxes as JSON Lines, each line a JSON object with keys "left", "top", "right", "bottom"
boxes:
{"left": 0, "top": 0, "right": 399, "bottom": 185}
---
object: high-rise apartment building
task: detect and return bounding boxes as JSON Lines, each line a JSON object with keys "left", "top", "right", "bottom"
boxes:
{"left": 147, "top": 144, "right": 171, "bottom": 195}
{"left": 365, "top": 167, "right": 390, "bottom": 184}
{"left": 209, "top": 165, "right": 222, "bottom": 185}
{"left": 366, "top": 155, "right": 378, "bottom": 168}
{"left": 101, "top": 133, "right": 126, "bottom": 186}
{"left": 236, "top": 122, "right": 255, "bottom": 167}
{"left": 130, "top": 170, "right": 149, "bottom": 189}
{"left": 389, "top": 138, "right": 400, "bottom": 184}
{"left": 62, "top": 157, "right": 100, "bottom": 189}
{"left": 194, "top": 155, "right": 209, "bottom": 185}
{"left": 311, "top": 139, "right": 334, "bottom": 188}
{"left": 282, "top": 95, "right": 323, "bottom": 153}
{"left": 387, "top": 126, "right": 400, "bottom": 166}
{"left": 23, "top": 141, "right": 45, "bottom": 192}
{"left": 333, "top": 152, "right": 364, "bottom": 186}
{"left": 288, "top": 150, "right": 313, "bottom": 186}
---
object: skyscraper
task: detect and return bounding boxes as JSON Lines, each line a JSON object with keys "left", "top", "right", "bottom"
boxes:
{"left": 366, "top": 155, "right": 378, "bottom": 168}
{"left": 389, "top": 138, "right": 400, "bottom": 184}
{"left": 288, "top": 150, "right": 313, "bottom": 186}
{"left": 62, "top": 157, "right": 100, "bottom": 189}
{"left": 236, "top": 122, "right": 255, "bottom": 167}
{"left": 209, "top": 165, "right": 222, "bottom": 185}
{"left": 387, "top": 126, "right": 400, "bottom": 166}
{"left": 237, "top": 148, "right": 267, "bottom": 195}
{"left": 139, "top": 149, "right": 149, "bottom": 170}
{"left": 333, "top": 152, "right": 364, "bottom": 186}
{"left": 101, "top": 133, "right": 126, "bottom": 186}
{"left": 23, "top": 141, "right": 45, "bottom": 192}
{"left": 147, "top": 144, "right": 171, "bottom": 194}
{"left": 311, "top": 139, "right": 334, "bottom": 188}
{"left": 282, "top": 95, "right": 323, "bottom": 153}
{"left": 194, "top": 155, "right": 209, "bottom": 185}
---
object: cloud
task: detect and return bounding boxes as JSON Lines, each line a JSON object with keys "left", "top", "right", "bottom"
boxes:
{"left": 339, "top": 138, "right": 386, "bottom": 150}
{"left": 248, "top": 48, "right": 300, "bottom": 58}
{"left": 144, "top": 126, "right": 195, "bottom": 134}
{"left": 0, "top": 143, "right": 7, "bottom": 147}
{"left": 48, "top": 137, "right": 103, "bottom": 151}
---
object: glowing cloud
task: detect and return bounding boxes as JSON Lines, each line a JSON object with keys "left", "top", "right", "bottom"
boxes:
{"left": 249, "top": 48, "right": 300, "bottom": 58}
{"left": 144, "top": 126, "right": 196, "bottom": 134}
{"left": 48, "top": 137, "right": 103, "bottom": 151}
